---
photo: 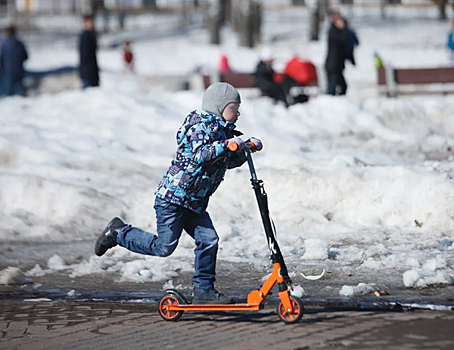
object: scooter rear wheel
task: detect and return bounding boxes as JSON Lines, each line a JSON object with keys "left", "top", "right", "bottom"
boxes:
{"left": 276, "top": 295, "right": 304, "bottom": 324}
{"left": 159, "top": 293, "right": 184, "bottom": 322}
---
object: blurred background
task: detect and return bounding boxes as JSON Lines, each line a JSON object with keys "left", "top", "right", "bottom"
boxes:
{"left": 1, "top": 0, "right": 453, "bottom": 96}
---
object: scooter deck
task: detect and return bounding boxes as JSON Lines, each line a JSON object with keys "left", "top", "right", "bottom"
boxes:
{"left": 168, "top": 304, "right": 261, "bottom": 312}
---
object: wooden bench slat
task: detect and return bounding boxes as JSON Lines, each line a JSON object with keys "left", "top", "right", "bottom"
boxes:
{"left": 395, "top": 68, "right": 454, "bottom": 84}
{"left": 377, "top": 66, "right": 454, "bottom": 96}
{"left": 202, "top": 73, "right": 318, "bottom": 90}
{"left": 377, "top": 67, "right": 454, "bottom": 85}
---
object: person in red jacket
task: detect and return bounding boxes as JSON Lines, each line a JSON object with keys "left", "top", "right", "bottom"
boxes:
{"left": 122, "top": 41, "right": 134, "bottom": 72}
{"left": 218, "top": 53, "right": 232, "bottom": 74}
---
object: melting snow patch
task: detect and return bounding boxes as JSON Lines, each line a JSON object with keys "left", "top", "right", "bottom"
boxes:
{"left": 302, "top": 239, "right": 329, "bottom": 260}
{"left": 67, "top": 289, "right": 77, "bottom": 298}
{"left": 403, "top": 255, "right": 454, "bottom": 288}
{"left": 0, "top": 267, "right": 33, "bottom": 285}
{"left": 47, "top": 254, "right": 67, "bottom": 271}
{"left": 290, "top": 285, "right": 306, "bottom": 298}
{"left": 339, "top": 283, "right": 376, "bottom": 297}
{"left": 360, "top": 258, "right": 384, "bottom": 269}
{"left": 116, "top": 258, "right": 192, "bottom": 283}
{"left": 436, "top": 240, "right": 454, "bottom": 251}
{"left": 162, "top": 280, "right": 184, "bottom": 290}
{"left": 26, "top": 264, "right": 47, "bottom": 277}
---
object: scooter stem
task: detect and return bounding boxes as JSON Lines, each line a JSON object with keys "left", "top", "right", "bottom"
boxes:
{"left": 245, "top": 149, "right": 292, "bottom": 288}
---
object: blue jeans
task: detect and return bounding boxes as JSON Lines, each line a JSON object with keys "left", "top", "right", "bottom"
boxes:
{"left": 116, "top": 197, "right": 219, "bottom": 290}
{"left": 82, "top": 79, "right": 99, "bottom": 89}
{"left": 326, "top": 70, "right": 347, "bottom": 96}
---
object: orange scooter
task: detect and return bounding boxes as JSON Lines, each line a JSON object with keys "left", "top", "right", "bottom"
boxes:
{"left": 158, "top": 142, "right": 304, "bottom": 324}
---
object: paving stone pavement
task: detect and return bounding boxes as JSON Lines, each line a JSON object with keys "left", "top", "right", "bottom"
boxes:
{"left": 1, "top": 300, "right": 454, "bottom": 350}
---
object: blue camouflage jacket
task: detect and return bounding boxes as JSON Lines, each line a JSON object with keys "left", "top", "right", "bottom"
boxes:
{"left": 155, "top": 110, "right": 247, "bottom": 213}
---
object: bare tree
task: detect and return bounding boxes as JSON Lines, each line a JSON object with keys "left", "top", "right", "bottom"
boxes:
{"left": 380, "top": 0, "right": 386, "bottom": 21}
{"left": 208, "top": 0, "right": 221, "bottom": 44}
{"left": 237, "top": 0, "right": 261, "bottom": 48}
{"left": 309, "top": 0, "right": 330, "bottom": 41}
{"left": 7, "top": 0, "right": 17, "bottom": 25}
{"left": 309, "top": 0, "right": 321, "bottom": 41}
{"left": 438, "top": 0, "right": 448, "bottom": 21}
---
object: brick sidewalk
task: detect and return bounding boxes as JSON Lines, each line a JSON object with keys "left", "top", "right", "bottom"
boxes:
{"left": 1, "top": 300, "right": 454, "bottom": 350}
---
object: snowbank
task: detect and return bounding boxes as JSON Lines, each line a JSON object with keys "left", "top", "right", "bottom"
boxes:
{"left": 0, "top": 6, "right": 453, "bottom": 289}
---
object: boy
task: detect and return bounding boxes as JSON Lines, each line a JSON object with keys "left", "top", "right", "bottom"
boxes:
{"left": 94, "top": 83, "right": 262, "bottom": 304}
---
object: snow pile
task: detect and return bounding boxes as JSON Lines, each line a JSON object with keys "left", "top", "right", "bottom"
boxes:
{"left": 302, "top": 239, "right": 329, "bottom": 260}
{"left": 0, "top": 267, "right": 33, "bottom": 285}
{"left": 39, "top": 252, "right": 194, "bottom": 284}
{"left": 290, "top": 285, "right": 306, "bottom": 298}
{"left": 26, "top": 264, "right": 47, "bottom": 277}
{"left": 339, "top": 283, "right": 376, "bottom": 297}
{"left": 403, "top": 255, "right": 454, "bottom": 288}
{"left": 162, "top": 280, "right": 185, "bottom": 291}
{"left": 67, "top": 289, "right": 77, "bottom": 298}
{"left": 48, "top": 254, "right": 68, "bottom": 271}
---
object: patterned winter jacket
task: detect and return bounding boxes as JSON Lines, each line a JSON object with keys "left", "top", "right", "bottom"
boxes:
{"left": 155, "top": 110, "right": 247, "bottom": 214}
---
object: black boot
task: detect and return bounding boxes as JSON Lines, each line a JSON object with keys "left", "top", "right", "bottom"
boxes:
{"left": 193, "top": 288, "right": 235, "bottom": 304}
{"left": 94, "top": 217, "right": 127, "bottom": 256}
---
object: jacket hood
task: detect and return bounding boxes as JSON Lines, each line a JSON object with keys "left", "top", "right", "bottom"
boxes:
{"left": 176, "top": 110, "right": 235, "bottom": 145}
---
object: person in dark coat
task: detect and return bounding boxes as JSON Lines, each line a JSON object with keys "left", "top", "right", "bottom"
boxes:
{"left": 0, "top": 25, "right": 28, "bottom": 96}
{"left": 79, "top": 15, "right": 99, "bottom": 88}
{"left": 324, "top": 12, "right": 348, "bottom": 96}
{"left": 254, "top": 59, "right": 289, "bottom": 108}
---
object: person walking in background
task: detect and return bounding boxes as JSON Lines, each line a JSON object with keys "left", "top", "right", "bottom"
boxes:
{"left": 122, "top": 41, "right": 134, "bottom": 72}
{"left": 0, "top": 25, "right": 28, "bottom": 96}
{"left": 344, "top": 19, "right": 359, "bottom": 66}
{"left": 324, "top": 11, "right": 348, "bottom": 96}
{"left": 447, "top": 20, "right": 454, "bottom": 64}
{"left": 79, "top": 15, "right": 99, "bottom": 88}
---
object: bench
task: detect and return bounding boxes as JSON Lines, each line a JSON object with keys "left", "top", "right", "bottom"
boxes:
{"left": 23, "top": 66, "right": 78, "bottom": 95}
{"left": 377, "top": 66, "right": 454, "bottom": 97}
{"left": 202, "top": 72, "right": 318, "bottom": 92}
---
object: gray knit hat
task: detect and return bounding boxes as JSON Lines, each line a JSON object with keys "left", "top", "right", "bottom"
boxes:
{"left": 202, "top": 82, "right": 241, "bottom": 117}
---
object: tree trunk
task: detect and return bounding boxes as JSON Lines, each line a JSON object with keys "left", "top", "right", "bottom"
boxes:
{"left": 380, "top": 0, "right": 386, "bottom": 21}
{"left": 209, "top": 0, "right": 221, "bottom": 44}
{"left": 237, "top": 0, "right": 261, "bottom": 48}
{"left": 71, "top": 0, "right": 77, "bottom": 13}
{"left": 219, "top": 0, "right": 229, "bottom": 25}
{"left": 319, "top": 0, "right": 330, "bottom": 22}
{"left": 7, "top": 0, "right": 17, "bottom": 25}
{"left": 309, "top": 0, "right": 320, "bottom": 41}
{"left": 438, "top": 0, "right": 447, "bottom": 21}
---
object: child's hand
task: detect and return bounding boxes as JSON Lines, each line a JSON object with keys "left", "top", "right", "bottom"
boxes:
{"left": 247, "top": 137, "right": 263, "bottom": 151}
{"left": 225, "top": 137, "right": 245, "bottom": 151}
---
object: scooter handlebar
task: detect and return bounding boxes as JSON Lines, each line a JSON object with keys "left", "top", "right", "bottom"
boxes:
{"left": 227, "top": 141, "right": 262, "bottom": 152}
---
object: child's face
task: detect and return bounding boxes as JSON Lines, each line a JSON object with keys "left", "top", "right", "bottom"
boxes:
{"left": 222, "top": 102, "right": 240, "bottom": 123}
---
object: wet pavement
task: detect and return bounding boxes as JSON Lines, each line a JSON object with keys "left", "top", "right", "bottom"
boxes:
{"left": 2, "top": 252, "right": 454, "bottom": 349}
{"left": 1, "top": 299, "right": 454, "bottom": 350}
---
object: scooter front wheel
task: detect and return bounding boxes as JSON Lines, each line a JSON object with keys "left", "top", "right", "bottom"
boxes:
{"left": 276, "top": 295, "right": 304, "bottom": 324}
{"left": 159, "top": 293, "right": 184, "bottom": 322}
